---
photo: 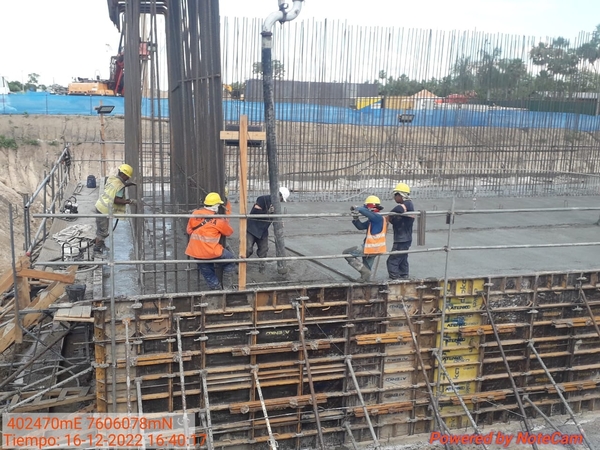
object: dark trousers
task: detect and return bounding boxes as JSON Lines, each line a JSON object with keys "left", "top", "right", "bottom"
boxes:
{"left": 387, "top": 242, "right": 411, "bottom": 279}
{"left": 246, "top": 232, "right": 269, "bottom": 258}
{"left": 197, "top": 248, "right": 236, "bottom": 290}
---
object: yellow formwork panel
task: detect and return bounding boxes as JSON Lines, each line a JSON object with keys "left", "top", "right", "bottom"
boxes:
{"left": 443, "top": 295, "right": 483, "bottom": 313}
{"left": 435, "top": 363, "right": 479, "bottom": 384}
{"left": 439, "top": 313, "right": 483, "bottom": 333}
{"left": 437, "top": 381, "right": 478, "bottom": 397}
{"left": 441, "top": 347, "right": 480, "bottom": 364}
{"left": 436, "top": 333, "right": 480, "bottom": 350}
{"left": 438, "top": 278, "right": 485, "bottom": 297}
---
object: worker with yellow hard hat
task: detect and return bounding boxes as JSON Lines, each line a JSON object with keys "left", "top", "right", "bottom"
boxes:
{"left": 343, "top": 194, "right": 387, "bottom": 282}
{"left": 93, "top": 163, "right": 136, "bottom": 257}
{"left": 387, "top": 182, "right": 415, "bottom": 280}
{"left": 185, "top": 192, "right": 236, "bottom": 290}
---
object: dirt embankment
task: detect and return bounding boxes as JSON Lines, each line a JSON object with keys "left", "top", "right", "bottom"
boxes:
{"left": 0, "top": 115, "right": 125, "bottom": 273}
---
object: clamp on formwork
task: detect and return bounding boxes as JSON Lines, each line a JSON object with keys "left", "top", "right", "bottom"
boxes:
{"left": 479, "top": 285, "right": 540, "bottom": 450}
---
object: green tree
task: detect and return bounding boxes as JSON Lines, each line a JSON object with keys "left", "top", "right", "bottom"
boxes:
{"left": 451, "top": 56, "right": 475, "bottom": 93}
{"left": 24, "top": 72, "right": 40, "bottom": 92}
{"left": 8, "top": 81, "right": 23, "bottom": 92}
{"left": 252, "top": 60, "right": 285, "bottom": 79}
{"left": 576, "top": 24, "right": 600, "bottom": 69}
{"left": 530, "top": 38, "right": 579, "bottom": 77}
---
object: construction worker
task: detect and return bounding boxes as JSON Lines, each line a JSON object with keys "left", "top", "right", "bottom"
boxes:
{"left": 93, "top": 163, "right": 136, "bottom": 255}
{"left": 186, "top": 192, "right": 236, "bottom": 290}
{"left": 387, "top": 183, "right": 415, "bottom": 279}
{"left": 246, "top": 187, "right": 290, "bottom": 272}
{"left": 343, "top": 195, "right": 387, "bottom": 282}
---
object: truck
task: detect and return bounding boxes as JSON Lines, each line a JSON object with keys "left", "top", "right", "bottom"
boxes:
{"left": 67, "top": 77, "right": 115, "bottom": 96}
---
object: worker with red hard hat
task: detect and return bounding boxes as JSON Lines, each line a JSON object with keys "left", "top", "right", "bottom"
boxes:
{"left": 343, "top": 195, "right": 387, "bottom": 282}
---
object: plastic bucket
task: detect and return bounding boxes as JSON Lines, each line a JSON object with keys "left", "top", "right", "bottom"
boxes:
{"left": 65, "top": 284, "right": 86, "bottom": 302}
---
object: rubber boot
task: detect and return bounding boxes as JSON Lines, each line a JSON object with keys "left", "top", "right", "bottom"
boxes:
{"left": 359, "top": 266, "right": 372, "bottom": 282}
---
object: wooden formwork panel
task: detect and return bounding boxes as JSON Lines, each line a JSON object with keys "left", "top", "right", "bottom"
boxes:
{"left": 91, "top": 272, "right": 600, "bottom": 448}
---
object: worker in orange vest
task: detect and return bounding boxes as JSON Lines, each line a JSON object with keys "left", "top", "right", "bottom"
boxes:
{"left": 343, "top": 195, "right": 387, "bottom": 282}
{"left": 185, "top": 192, "right": 236, "bottom": 290}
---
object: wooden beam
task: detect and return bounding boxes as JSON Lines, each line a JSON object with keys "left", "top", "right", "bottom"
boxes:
{"left": 18, "top": 268, "right": 77, "bottom": 284}
{"left": 220, "top": 130, "right": 266, "bottom": 141}
{"left": 0, "top": 265, "right": 77, "bottom": 354}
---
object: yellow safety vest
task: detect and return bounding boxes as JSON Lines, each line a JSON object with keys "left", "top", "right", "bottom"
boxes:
{"left": 364, "top": 220, "right": 387, "bottom": 254}
{"left": 95, "top": 176, "right": 126, "bottom": 214}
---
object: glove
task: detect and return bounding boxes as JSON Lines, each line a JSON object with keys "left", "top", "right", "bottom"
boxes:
{"left": 350, "top": 206, "right": 360, "bottom": 220}
{"left": 268, "top": 205, "right": 275, "bottom": 214}
{"left": 128, "top": 199, "right": 137, "bottom": 206}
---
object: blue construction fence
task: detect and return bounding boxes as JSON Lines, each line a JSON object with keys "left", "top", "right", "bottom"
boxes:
{"left": 1, "top": 92, "right": 600, "bottom": 130}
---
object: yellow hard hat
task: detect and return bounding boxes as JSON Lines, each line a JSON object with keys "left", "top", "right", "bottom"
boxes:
{"left": 364, "top": 195, "right": 381, "bottom": 205}
{"left": 393, "top": 183, "right": 410, "bottom": 195}
{"left": 204, "top": 192, "right": 224, "bottom": 206}
{"left": 118, "top": 164, "right": 133, "bottom": 178}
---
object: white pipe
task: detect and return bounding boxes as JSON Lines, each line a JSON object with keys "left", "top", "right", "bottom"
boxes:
{"left": 262, "top": 0, "right": 303, "bottom": 33}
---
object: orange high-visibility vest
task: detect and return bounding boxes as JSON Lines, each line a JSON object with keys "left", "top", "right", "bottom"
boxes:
{"left": 363, "top": 220, "right": 387, "bottom": 254}
{"left": 185, "top": 208, "right": 234, "bottom": 259}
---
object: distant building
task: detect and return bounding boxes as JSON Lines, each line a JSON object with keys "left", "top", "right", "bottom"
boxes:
{"left": 411, "top": 89, "right": 439, "bottom": 110}
{"left": 244, "top": 79, "right": 379, "bottom": 107}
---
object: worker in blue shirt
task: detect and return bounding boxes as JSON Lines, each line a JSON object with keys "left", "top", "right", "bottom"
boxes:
{"left": 387, "top": 183, "right": 415, "bottom": 279}
{"left": 343, "top": 195, "right": 387, "bottom": 282}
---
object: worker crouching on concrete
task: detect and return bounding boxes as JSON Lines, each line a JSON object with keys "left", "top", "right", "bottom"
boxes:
{"left": 387, "top": 183, "right": 415, "bottom": 280}
{"left": 246, "top": 187, "right": 290, "bottom": 272}
{"left": 185, "top": 192, "right": 236, "bottom": 290}
{"left": 93, "top": 163, "right": 136, "bottom": 256}
{"left": 343, "top": 195, "right": 387, "bottom": 282}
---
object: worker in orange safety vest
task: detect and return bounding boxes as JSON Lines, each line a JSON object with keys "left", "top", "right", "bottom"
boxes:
{"left": 343, "top": 195, "right": 387, "bottom": 282}
{"left": 185, "top": 192, "right": 236, "bottom": 290}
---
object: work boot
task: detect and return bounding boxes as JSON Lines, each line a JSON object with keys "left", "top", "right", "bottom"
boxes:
{"left": 359, "top": 266, "right": 372, "bottom": 282}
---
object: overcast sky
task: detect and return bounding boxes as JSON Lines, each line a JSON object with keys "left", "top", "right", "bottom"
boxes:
{"left": 1, "top": 0, "right": 599, "bottom": 86}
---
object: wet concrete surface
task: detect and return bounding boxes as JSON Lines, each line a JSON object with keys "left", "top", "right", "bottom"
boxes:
{"left": 251, "top": 195, "right": 600, "bottom": 283}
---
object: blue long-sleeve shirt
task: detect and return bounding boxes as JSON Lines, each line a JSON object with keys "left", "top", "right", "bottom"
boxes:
{"left": 351, "top": 206, "right": 384, "bottom": 234}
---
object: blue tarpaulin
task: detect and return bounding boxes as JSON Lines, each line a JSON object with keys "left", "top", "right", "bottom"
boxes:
{"left": 1, "top": 92, "right": 599, "bottom": 131}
